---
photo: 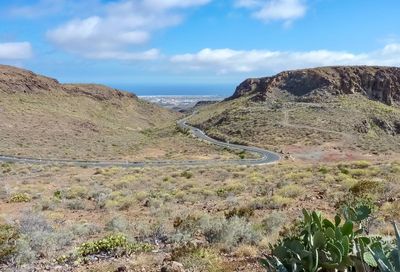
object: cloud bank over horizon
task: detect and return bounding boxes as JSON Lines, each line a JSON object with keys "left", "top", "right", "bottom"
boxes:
{"left": 170, "top": 44, "right": 400, "bottom": 74}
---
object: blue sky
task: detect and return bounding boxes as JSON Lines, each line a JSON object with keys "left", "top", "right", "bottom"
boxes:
{"left": 1, "top": 0, "right": 400, "bottom": 95}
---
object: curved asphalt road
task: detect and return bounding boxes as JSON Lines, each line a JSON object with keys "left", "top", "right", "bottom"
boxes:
{"left": 0, "top": 116, "right": 280, "bottom": 168}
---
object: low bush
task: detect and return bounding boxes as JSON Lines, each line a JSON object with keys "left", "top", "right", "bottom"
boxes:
{"left": 261, "top": 211, "right": 287, "bottom": 235}
{"left": 77, "top": 234, "right": 153, "bottom": 257}
{"left": 9, "top": 193, "right": 31, "bottom": 203}
{"left": 178, "top": 248, "right": 224, "bottom": 272}
{"left": 0, "top": 224, "right": 19, "bottom": 263}
{"left": 265, "top": 195, "right": 293, "bottom": 209}
{"left": 180, "top": 170, "right": 193, "bottom": 179}
{"left": 225, "top": 206, "right": 255, "bottom": 219}
{"left": 105, "top": 216, "right": 129, "bottom": 233}
{"left": 350, "top": 180, "right": 383, "bottom": 197}
{"left": 175, "top": 215, "right": 261, "bottom": 250}
{"left": 64, "top": 186, "right": 88, "bottom": 200}
{"left": 70, "top": 223, "right": 100, "bottom": 237}
{"left": 276, "top": 184, "right": 306, "bottom": 198}
{"left": 65, "top": 199, "right": 86, "bottom": 210}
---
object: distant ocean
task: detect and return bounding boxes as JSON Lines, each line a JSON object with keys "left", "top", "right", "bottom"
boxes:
{"left": 109, "top": 84, "right": 235, "bottom": 97}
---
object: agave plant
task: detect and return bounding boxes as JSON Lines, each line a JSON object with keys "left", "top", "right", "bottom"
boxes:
{"left": 368, "top": 222, "right": 400, "bottom": 272}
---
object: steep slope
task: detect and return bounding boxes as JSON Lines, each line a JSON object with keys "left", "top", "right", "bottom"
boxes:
{"left": 0, "top": 65, "right": 234, "bottom": 160}
{"left": 228, "top": 66, "right": 400, "bottom": 105}
{"left": 192, "top": 66, "right": 400, "bottom": 161}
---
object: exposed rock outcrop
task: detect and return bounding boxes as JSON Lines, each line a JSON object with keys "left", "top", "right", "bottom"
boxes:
{"left": 228, "top": 66, "right": 400, "bottom": 105}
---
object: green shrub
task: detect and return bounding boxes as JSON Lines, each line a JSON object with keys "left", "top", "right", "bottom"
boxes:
{"left": 319, "top": 166, "right": 329, "bottom": 174}
{"left": 277, "top": 184, "right": 305, "bottom": 198}
{"left": 352, "top": 160, "right": 371, "bottom": 169}
{"left": 77, "top": 234, "right": 153, "bottom": 257}
{"left": 369, "top": 222, "right": 400, "bottom": 272}
{"left": 178, "top": 248, "right": 224, "bottom": 272}
{"left": 338, "top": 165, "right": 350, "bottom": 175}
{"left": 0, "top": 224, "right": 19, "bottom": 263}
{"left": 53, "top": 190, "right": 62, "bottom": 199}
{"left": 225, "top": 206, "right": 254, "bottom": 219}
{"left": 265, "top": 195, "right": 293, "bottom": 209}
{"left": 9, "top": 193, "right": 31, "bottom": 203}
{"left": 350, "top": 180, "right": 383, "bottom": 197}
{"left": 180, "top": 170, "right": 193, "bottom": 179}
{"left": 64, "top": 186, "right": 88, "bottom": 200}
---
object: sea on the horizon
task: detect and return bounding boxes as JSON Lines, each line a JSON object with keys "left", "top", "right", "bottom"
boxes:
{"left": 110, "top": 83, "right": 235, "bottom": 97}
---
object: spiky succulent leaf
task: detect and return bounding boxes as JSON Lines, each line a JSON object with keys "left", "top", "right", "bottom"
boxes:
{"left": 369, "top": 242, "right": 394, "bottom": 271}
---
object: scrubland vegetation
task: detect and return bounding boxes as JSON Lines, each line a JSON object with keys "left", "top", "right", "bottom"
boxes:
{"left": 0, "top": 92, "right": 240, "bottom": 162}
{"left": 190, "top": 95, "right": 400, "bottom": 158}
{"left": 0, "top": 159, "right": 399, "bottom": 271}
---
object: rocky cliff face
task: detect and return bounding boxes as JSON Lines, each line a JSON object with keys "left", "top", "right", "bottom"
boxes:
{"left": 0, "top": 65, "right": 136, "bottom": 100}
{"left": 228, "top": 66, "right": 400, "bottom": 105}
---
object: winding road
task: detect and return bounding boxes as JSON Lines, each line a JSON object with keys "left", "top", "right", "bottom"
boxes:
{"left": 0, "top": 116, "right": 280, "bottom": 168}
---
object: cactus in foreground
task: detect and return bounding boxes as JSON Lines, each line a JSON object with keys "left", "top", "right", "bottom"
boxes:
{"left": 262, "top": 207, "right": 369, "bottom": 271}
{"left": 261, "top": 206, "right": 399, "bottom": 271}
{"left": 368, "top": 223, "right": 400, "bottom": 272}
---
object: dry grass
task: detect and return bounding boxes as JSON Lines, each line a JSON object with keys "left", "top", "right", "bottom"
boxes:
{"left": 0, "top": 159, "right": 399, "bottom": 271}
{"left": 190, "top": 94, "right": 400, "bottom": 161}
{"left": 0, "top": 92, "right": 240, "bottom": 161}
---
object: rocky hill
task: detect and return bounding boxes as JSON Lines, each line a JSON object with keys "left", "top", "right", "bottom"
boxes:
{"left": 0, "top": 65, "right": 136, "bottom": 100}
{"left": 0, "top": 65, "right": 184, "bottom": 160}
{"left": 191, "top": 66, "right": 400, "bottom": 160}
{"left": 228, "top": 66, "right": 400, "bottom": 105}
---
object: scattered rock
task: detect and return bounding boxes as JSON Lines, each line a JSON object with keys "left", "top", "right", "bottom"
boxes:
{"left": 355, "top": 120, "right": 371, "bottom": 133}
{"left": 394, "top": 121, "right": 400, "bottom": 134}
{"left": 143, "top": 199, "right": 150, "bottom": 207}
{"left": 372, "top": 117, "right": 396, "bottom": 135}
{"left": 115, "top": 266, "right": 127, "bottom": 272}
{"left": 161, "top": 261, "right": 185, "bottom": 272}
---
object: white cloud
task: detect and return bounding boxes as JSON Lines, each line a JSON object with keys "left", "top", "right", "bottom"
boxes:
{"left": 0, "top": 42, "right": 33, "bottom": 60}
{"left": 170, "top": 44, "right": 400, "bottom": 74}
{"left": 235, "top": 0, "right": 307, "bottom": 25}
{"left": 6, "top": 0, "right": 65, "bottom": 18}
{"left": 47, "top": 0, "right": 211, "bottom": 60}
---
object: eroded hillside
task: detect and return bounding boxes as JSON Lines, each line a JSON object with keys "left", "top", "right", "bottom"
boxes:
{"left": 0, "top": 65, "right": 236, "bottom": 161}
{"left": 191, "top": 66, "right": 400, "bottom": 161}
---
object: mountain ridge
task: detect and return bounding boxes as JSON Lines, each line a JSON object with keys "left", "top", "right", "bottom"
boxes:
{"left": 0, "top": 64, "right": 136, "bottom": 101}
{"left": 228, "top": 66, "right": 400, "bottom": 105}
